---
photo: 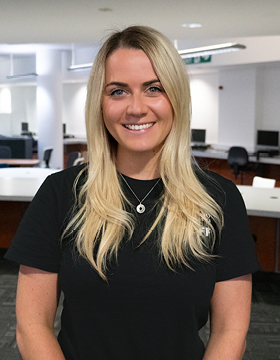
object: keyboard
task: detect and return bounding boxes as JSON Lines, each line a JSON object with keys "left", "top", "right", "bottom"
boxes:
{"left": 191, "top": 144, "right": 210, "bottom": 151}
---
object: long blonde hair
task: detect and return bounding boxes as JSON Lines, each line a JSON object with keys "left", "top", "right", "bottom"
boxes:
{"left": 64, "top": 26, "right": 223, "bottom": 280}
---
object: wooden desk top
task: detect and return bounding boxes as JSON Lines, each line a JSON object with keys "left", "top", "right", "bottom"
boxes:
{"left": 0, "top": 159, "right": 40, "bottom": 167}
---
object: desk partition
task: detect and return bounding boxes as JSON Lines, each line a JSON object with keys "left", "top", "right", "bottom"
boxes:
{"left": 0, "top": 168, "right": 59, "bottom": 247}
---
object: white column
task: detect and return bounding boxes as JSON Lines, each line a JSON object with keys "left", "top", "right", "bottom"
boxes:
{"left": 36, "top": 49, "right": 63, "bottom": 169}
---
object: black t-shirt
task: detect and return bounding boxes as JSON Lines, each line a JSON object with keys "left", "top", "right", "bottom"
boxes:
{"left": 5, "top": 165, "right": 260, "bottom": 360}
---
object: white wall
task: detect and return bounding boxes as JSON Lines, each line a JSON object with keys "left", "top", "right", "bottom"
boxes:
{"left": 62, "top": 83, "right": 87, "bottom": 137}
{"left": 0, "top": 86, "right": 36, "bottom": 136}
{"left": 217, "top": 67, "right": 256, "bottom": 151}
{"left": 189, "top": 71, "right": 219, "bottom": 144}
{"left": 189, "top": 64, "right": 280, "bottom": 152}
{"left": 255, "top": 65, "right": 280, "bottom": 131}
{"left": 0, "top": 83, "right": 87, "bottom": 138}
{"left": 11, "top": 86, "right": 37, "bottom": 135}
{"left": 0, "top": 114, "right": 11, "bottom": 135}
{"left": 189, "top": 67, "right": 258, "bottom": 151}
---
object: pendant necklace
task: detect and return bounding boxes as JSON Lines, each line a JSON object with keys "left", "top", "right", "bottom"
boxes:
{"left": 120, "top": 173, "right": 161, "bottom": 214}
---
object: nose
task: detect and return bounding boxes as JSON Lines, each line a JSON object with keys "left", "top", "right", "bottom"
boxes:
{"left": 126, "top": 94, "right": 148, "bottom": 117}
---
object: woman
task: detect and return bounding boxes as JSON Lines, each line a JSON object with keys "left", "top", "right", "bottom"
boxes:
{"left": 5, "top": 26, "right": 259, "bottom": 359}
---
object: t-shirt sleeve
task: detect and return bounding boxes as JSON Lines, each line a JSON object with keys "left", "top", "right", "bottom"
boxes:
{"left": 214, "top": 178, "right": 260, "bottom": 282}
{"left": 4, "top": 172, "right": 73, "bottom": 273}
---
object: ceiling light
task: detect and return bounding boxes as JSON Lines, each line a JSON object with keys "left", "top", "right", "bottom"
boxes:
{"left": 68, "top": 44, "right": 93, "bottom": 71}
{"left": 7, "top": 73, "right": 38, "bottom": 79}
{"left": 7, "top": 54, "right": 38, "bottom": 79}
{"left": 182, "top": 23, "right": 202, "bottom": 28}
{"left": 178, "top": 42, "right": 246, "bottom": 58}
{"left": 98, "top": 8, "right": 112, "bottom": 12}
{"left": 68, "top": 63, "right": 93, "bottom": 71}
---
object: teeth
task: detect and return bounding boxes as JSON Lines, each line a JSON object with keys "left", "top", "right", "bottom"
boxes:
{"left": 125, "top": 123, "right": 154, "bottom": 130}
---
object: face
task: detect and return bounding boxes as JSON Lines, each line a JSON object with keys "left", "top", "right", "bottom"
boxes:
{"left": 102, "top": 48, "right": 174, "bottom": 158}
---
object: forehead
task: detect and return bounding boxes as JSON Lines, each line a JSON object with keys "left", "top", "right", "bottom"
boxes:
{"left": 104, "top": 48, "right": 158, "bottom": 82}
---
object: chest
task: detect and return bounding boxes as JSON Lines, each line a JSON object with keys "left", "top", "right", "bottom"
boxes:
{"left": 59, "top": 239, "right": 216, "bottom": 323}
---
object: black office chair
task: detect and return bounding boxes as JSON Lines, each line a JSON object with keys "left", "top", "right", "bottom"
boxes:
{"left": 43, "top": 148, "right": 53, "bottom": 168}
{"left": 66, "top": 151, "right": 81, "bottom": 168}
{"left": 228, "top": 146, "right": 249, "bottom": 179}
{"left": 0, "top": 146, "right": 12, "bottom": 159}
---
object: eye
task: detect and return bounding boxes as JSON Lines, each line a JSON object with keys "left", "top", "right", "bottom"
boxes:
{"left": 146, "top": 86, "right": 163, "bottom": 95}
{"left": 110, "top": 89, "right": 125, "bottom": 97}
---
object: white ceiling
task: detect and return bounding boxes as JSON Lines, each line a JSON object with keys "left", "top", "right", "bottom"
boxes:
{"left": 1, "top": 0, "right": 280, "bottom": 47}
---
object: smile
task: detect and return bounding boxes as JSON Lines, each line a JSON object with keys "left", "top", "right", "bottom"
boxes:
{"left": 123, "top": 123, "right": 154, "bottom": 130}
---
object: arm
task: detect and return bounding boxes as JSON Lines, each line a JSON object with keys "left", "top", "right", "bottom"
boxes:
{"left": 203, "top": 274, "right": 252, "bottom": 360}
{"left": 16, "top": 265, "right": 65, "bottom": 359}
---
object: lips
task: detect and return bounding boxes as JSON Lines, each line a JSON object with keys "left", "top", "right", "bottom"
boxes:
{"left": 123, "top": 123, "right": 154, "bottom": 130}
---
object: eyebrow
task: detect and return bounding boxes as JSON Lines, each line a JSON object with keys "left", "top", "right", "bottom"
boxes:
{"left": 143, "top": 79, "right": 160, "bottom": 87}
{"left": 105, "top": 79, "right": 160, "bottom": 89}
{"left": 105, "top": 81, "right": 128, "bottom": 89}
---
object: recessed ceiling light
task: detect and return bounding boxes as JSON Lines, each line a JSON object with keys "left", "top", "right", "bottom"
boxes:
{"left": 98, "top": 8, "right": 112, "bottom": 12}
{"left": 182, "top": 23, "right": 202, "bottom": 28}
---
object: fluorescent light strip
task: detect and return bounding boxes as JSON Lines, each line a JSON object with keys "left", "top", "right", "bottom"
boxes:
{"left": 178, "top": 43, "right": 246, "bottom": 59}
{"left": 68, "top": 63, "right": 93, "bottom": 71}
{"left": 7, "top": 73, "right": 38, "bottom": 79}
{"left": 182, "top": 23, "right": 202, "bottom": 28}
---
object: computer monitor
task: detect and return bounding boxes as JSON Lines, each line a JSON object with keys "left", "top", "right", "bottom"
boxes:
{"left": 191, "top": 129, "right": 206, "bottom": 144}
{"left": 21, "top": 122, "right": 28, "bottom": 132}
{"left": 257, "top": 130, "right": 279, "bottom": 150}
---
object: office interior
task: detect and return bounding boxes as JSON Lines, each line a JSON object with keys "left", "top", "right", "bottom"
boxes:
{"left": 0, "top": 2, "right": 279, "bottom": 359}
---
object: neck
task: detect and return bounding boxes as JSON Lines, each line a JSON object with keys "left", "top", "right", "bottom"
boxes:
{"left": 116, "top": 148, "right": 161, "bottom": 180}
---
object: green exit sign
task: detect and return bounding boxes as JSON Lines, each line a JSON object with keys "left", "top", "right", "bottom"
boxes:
{"left": 183, "top": 55, "right": 212, "bottom": 65}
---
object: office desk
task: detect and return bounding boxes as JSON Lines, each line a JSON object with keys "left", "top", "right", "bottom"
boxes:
{"left": 237, "top": 186, "right": 280, "bottom": 218}
{"left": 0, "top": 167, "right": 59, "bottom": 201}
{"left": 192, "top": 149, "right": 280, "bottom": 165}
{"left": 63, "top": 137, "right": 87, "bottom": 145}
{"left": 0, "top": 168, "right": 59, "bottom": 247}
{"left": 193, "top": 150, "right": 280, "bottom": 187}
{"left": 237, "top": 185, "right": 280, "bottom": 272}
{"left": 0, "top": 159, "right": 40, "bottom": 167}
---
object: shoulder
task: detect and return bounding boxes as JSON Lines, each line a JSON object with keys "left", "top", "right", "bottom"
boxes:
{"left": 46, "top": 163, "right": 87, "bottom": 185}
{"left": 195, "top": 168, "right": 239, "bottom": 209}
{"left": 28, "top": 164, "right": 88, "bottom": 213}
{"left": 42, "top": 164, "right": 87, "bottom": 193}
{"left": 198, "top": 168, "right": 234, "bottom": 189}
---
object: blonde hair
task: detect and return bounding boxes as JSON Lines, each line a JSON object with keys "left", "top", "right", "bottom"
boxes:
{"left": 64, "top": 26, "right": 223, "bottom": 280}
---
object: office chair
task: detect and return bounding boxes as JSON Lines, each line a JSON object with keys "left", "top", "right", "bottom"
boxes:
{"left": 0, "top": 146, "right": 12, "bottom": 159}
{"left": 227, "top": 146, "right": 249, "bottom": 179}
{"left": 73, "top": 157, "right": 85, "bottom": 166}
{"left": 251, "top": 176, "right": 276, "bottom": 245}
{"left": 43, "top": 148, "right": 53, "bottom": 168}
{"left": 252, "top": 176, "right": 276, "bottom": 188}
{"left": 66, "top": 151, "right": 81, "bottom": 168}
